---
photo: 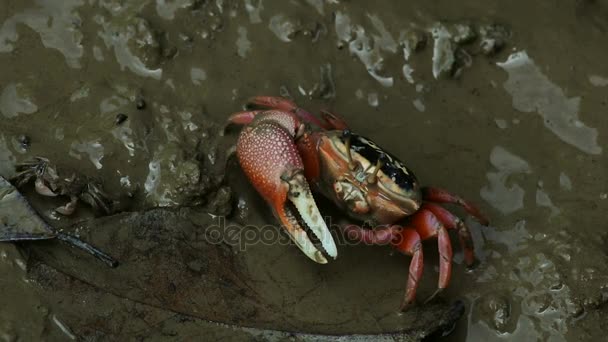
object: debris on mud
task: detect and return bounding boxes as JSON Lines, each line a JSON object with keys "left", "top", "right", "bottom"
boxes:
{"left": 333, "top": 11, "right": 511, "bottom": 84}
{"left": 430, "top": 21, "right": 511, "bottom": 79}
{"left": 12, "top": 157, "right": 115, "bottom": 216}
{"left": 0, "top": 176, "right": 117, "bottom": 267}
{"left": 478, "top": 23, "right": 510, "bottom": 55}
{"left": 96, "top": 8, "right": 163, "bottom": 79}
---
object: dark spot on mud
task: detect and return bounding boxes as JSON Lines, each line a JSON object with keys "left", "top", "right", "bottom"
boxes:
{"left": 162, "top": 46, "right": 178, "bottom": 59}
{"left": 205, "top": 186, "right": 233, "bottom": 217}
{"left": 136, "top": 98, "right": 146, "bottom": 110}
{"left": 115, "top": 113, "right": 128, "bottom": 125}
{"left": 18, "top": 134, "right": 30, "bottom": 149}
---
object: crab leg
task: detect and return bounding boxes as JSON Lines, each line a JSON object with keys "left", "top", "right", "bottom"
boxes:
{"left": 55, "top": 195, "right": 78, "bottom": 216}
{"left": 343, "top": 223, "right": 423, "bottom": 311}
{"left": 319, "top": 110, "right": 350, "bottom": 130}
{"left": 393, "top": 228, "right": 424, "bottom": 311}
{"left": 34, "top": 178, "right": 58, "bottom": 197}
{"left": 409, "top": 208, "right": 453, "bottom": 302}
{"left": 422, "top": 203, "right": 477, "bottom": 268}
{"left": 227, "top": 110, "right": 266, "bottom": 125}
{"left": 231, "top": 111, "right": 337, "bottom": 263}
{"left": 247, "top": 96, "right": 333, "bottom": 130}
{"left": 83, "top": 183, "right": 112, "bottom": 215}
{"left": 422, "top": 187, "right": 489, "bottom": 225}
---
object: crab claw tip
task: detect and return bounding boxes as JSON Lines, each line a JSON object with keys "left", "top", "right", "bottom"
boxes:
{"left": 284, "top": 172, "right": 338, "bottom": 262}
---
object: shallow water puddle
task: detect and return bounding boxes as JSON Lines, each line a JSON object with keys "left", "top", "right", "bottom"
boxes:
{"left": 497, "top": 51, "right": 602, "bottom": 155}
{"left": 480, "top": 146, "right": 531, "bottom": 215}
{"left": 0, "top": 135, "right": 16, "bottom": 177}
{"left": 0, "top": 0, "right": 85, "bottom": 68}
{"left": 334, "top": 11, "right": 395, "bottom": 87}
{"left": 0, "top": 83, "right": 38, "bottom": 119}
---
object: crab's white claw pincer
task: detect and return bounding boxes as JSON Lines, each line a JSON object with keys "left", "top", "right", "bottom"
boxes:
{"left": 283, "top": 172, "right": 338, "bottom": 263}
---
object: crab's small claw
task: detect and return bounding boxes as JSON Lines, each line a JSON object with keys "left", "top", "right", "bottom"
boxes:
{"left": 55, "top": 196, "right": 78, "bottom": 215}
{"left": 34, "top": 178, "right": 58, "bottom": 197}
{"left": 233, "top": 111, "right": 337, "bottom": 263}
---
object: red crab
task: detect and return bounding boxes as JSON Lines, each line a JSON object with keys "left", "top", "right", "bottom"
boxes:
{"left": 228, "top": 96, "right": 489, "bottom": 311}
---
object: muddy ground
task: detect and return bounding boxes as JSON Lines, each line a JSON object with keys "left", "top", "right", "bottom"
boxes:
{"left": 1, "top": 0, "right": 608, "bottom": 341}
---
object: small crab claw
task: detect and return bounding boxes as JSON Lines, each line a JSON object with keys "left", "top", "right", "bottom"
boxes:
{"left": 34, "top": 178, "right": 57, "bottom": 197}
{"left": 234, "top": 112, "right": 337, "bottom": 263}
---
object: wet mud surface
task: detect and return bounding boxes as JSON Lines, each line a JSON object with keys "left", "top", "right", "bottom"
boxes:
{"left": 1, "top": 0, "right": 608, "bottom": 341}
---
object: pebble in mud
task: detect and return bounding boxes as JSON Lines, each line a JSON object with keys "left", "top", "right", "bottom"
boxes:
{"left": 236, "top": 197, "right": 250, "bottom": 224}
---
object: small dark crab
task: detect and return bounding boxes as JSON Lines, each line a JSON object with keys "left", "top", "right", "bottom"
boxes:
{"left": 11, "top": 157, "right": 113, "bottom": 216}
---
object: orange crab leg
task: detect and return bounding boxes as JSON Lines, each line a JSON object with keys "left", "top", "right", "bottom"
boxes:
{"left": 227, "top": 110, "right": 266, "bottom": 125}
{"left": 247, "top": 96, "right": 300, "bottom": 112}
{"left": 422, "top": 203, "right": 477, "bottom": 268}
{"left": 393, "top": 228, "right": 424, "bottom": 311}
{"left": 343, "top": 224, "right": 423, "bottom": 311}
{"left": 247, "top": 96, "right": 334, "bottom": 130}
{"left": 409, "top": 208, "right": 453, "bottom": 302}
{"left": 319, "top": 110, "right": 350, "bottom": 130}
{"left": 422, "top": 186, "right": 489, "bottom": 225}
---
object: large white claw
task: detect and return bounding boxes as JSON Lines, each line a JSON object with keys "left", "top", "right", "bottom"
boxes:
{"left": 287, "top": 226, "right": 328, "bottom": 264}
{"left": 284, "top": 172, "right": 338, "bottom": 263}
